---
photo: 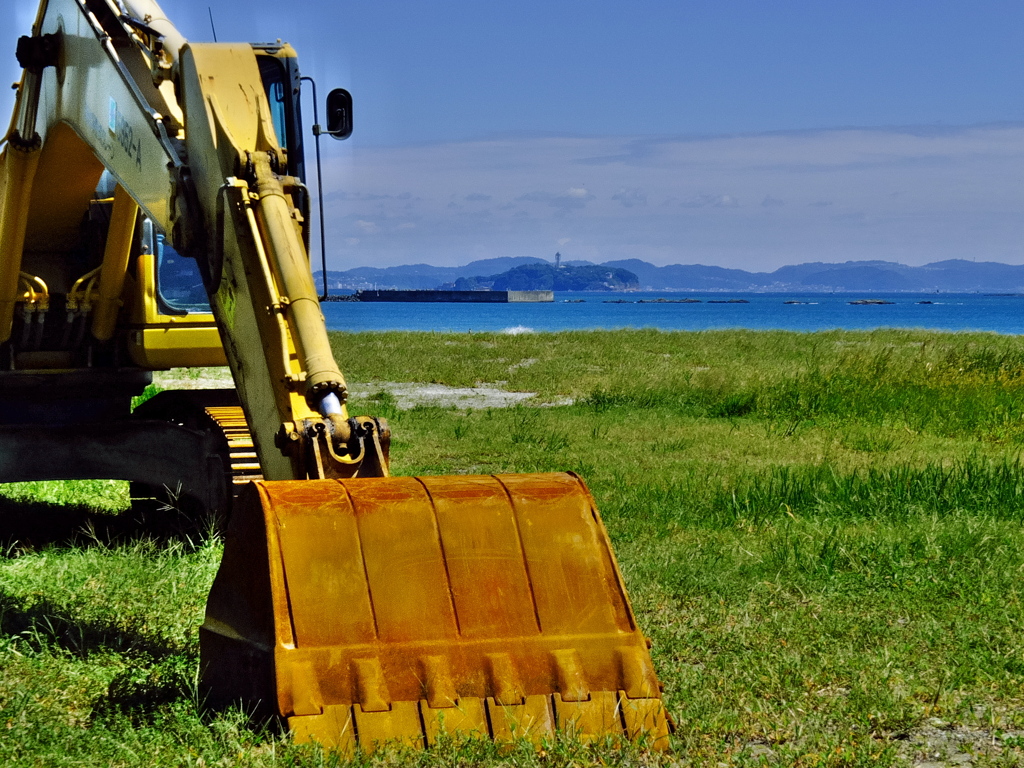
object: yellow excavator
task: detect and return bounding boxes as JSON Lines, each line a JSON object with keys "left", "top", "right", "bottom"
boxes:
{"left": 0, "top": 0, "right": 670, "bottom": 752}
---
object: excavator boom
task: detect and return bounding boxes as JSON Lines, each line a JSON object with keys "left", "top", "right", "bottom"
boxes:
{"left": 1, "top": 0, "right": 670, "bottom": 752}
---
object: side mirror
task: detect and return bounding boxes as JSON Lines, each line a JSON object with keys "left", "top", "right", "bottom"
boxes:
{"left": 323, "top": 88, "right": 352, "bottom": 140}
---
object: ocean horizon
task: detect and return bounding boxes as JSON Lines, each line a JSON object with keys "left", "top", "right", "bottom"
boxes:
{"left": 320, "top": 291, "right": 1024, "bottom": 335}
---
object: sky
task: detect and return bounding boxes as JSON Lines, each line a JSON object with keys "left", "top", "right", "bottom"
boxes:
{"left": 4, "top": 1, "right": 1024, "bottom": 271}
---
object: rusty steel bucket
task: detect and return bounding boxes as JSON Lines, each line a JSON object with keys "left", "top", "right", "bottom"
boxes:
{"left": 199, "top": 472, "right": 671, "bottom": 751}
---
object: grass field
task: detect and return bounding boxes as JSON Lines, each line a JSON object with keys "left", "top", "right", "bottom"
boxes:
{"left": 4, "top": 328, "right": 1024, "bottom": 766}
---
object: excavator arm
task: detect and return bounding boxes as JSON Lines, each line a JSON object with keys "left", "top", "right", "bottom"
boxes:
{"left": 6, "top": 0, "right": 379, "bottom": 482}
{"left": 2, "top": 0, "right": 670, "bottom": 752}
{"left": 174, "top": 40, "right": 387, "bottom": 481}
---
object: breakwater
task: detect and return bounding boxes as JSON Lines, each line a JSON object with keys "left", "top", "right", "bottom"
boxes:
{"left": 353, "top": 290, "right": 554, "bottom": 303}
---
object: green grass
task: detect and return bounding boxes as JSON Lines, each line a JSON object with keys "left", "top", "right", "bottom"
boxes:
{"left": 4, "top": 328, "right": 1024, "bottom": 766}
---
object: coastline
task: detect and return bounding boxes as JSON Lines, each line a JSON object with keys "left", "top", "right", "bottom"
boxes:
{"left": 317, "top": 291, "right": 1024, "bottom": 335}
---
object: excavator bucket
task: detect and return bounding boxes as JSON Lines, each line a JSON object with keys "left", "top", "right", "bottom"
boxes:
{"left": 200, "top": 472, "right": 671, "bottom": 752}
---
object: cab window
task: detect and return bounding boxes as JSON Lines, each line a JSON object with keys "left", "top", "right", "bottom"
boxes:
{"left": 258, "top": 57, "right": 289, "bottom": 151}
{"left": 156, "top": 233, "right": 209, "bottom": 313}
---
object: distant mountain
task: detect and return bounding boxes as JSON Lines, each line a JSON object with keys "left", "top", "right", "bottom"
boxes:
{"left": 602, "top": 259, "right": 764, "bottom": 291}
{"left": 316, "top": 258, "right": 1024, "bottom": 293}
{"left": 766, "top": 259, "right": 1024, "bottom": 292}
{"left": 451, "top": 263, "right": 639, "bottom": 292}
{"left": 314, "top": 257, "right": 547, "bottom": 291}
{"left": 798, "top": 265, "right": 915, "bottom": 291}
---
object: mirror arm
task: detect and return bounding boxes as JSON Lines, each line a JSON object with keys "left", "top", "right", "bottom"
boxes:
{"left": 300, "top": 75, "right": 329, "bottom": 300}
{"left": 312, "top": 125, "right": 348, "bottom": 138}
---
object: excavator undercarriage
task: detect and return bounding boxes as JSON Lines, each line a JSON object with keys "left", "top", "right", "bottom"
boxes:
{"left": 0, "top": 0, "right": 671, "bottom": 751}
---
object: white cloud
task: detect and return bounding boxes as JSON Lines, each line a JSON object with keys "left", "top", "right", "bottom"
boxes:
{"left": 612, "top": 188, "right": 647, "bottom": 207}
{"left": 680, "top": 194, "right": 739, "bottom": 208}
{"left": 515, "top": 187, "right": 596, "bottom": 213}
{"left": 323, "top": 125, "right": 1024, "bottom": 269}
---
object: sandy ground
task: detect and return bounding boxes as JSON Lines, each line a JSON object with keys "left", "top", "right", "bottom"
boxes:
{"left": 151, "top": 367, "right": 553, "bottom": 409}
{"left": 740, "top": 723, "right": 1023, "bottom": 767}
{"left": 355, "top": 381, "right": 539, "bottom": 409}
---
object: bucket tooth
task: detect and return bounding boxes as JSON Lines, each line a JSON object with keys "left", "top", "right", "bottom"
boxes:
{"left": 486, "top": 695, "right": 555, "bottom": 743}
{"left": 200, "top": 473, "right": 671, "bottom": 752}
{"left": 620, "top": 695, "right": 672, "bottom": 750}
{"left": 552, "top": 649, "right": 589, "bottom": 702}
{"left": 485, "top": 652, "right": 524, "bottom": 706}
{"left": 289, "top": 706, "right": 356, "bottom": 753}
{"left": 420, "top": 698, "right": 489, "bottom": 744}
{"left": 421, "top": 655, "right": 458, "bottom": 708}
{"left": 353, "top": 701, "right": 423, "bottom": 749}
{"left": 618, "top": 646, "right": 661, "bottom": 699}
{"left": 352, "top": 658, "right": 390, "bottom": 713}
{"left": 286, "top": 659, "right": 323, "bottom": 716}
{"left": 554, "top": 690, "right": 624, "bottom": 743}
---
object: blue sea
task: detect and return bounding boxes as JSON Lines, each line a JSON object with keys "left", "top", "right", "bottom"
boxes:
{"left": 321, "top": 292, "right": 1024, "bottom": 335}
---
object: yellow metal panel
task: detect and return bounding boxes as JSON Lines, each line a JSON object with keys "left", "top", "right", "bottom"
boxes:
{"left": 345, "top": 477, "right": 460, "bottom": 644}
{"left": 0, "top": 140, "right": 42, "bottom": 342}
{"left": 499, "top": 473, "right": 634, "bottom": 636}
{"left": 23, "top": 121, "right": 104, "bottom": 255}
{"left": 91, "top": 184, "right": 138, "bottom": 340}
{"left": 180, "top": 43, "right": 278, "bottom": 174}
{"left": 272, "top": 480, "right": 376, "bottom": 649}
{"left": 419, "top": 475, "right": 540, "bottom": 639}
{"left": 126, "top": 325, "right": 226, "bottom": 369}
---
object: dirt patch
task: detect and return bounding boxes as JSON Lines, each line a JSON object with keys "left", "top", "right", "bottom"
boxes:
{"left": 151, "top": 368, "right": 556, "bottom": 409}
{"left": 353, "top": 382, "right": 538, "bottom": 409}
{"left": 892, "top": 721, "right": 1024, "bottom": 767}
{"left": 742, "top": 722, "right": 1024, "bottom": 767}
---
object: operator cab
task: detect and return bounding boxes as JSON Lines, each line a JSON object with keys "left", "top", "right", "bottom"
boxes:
{"left": 253, "top": 42, "right": 306, "bottom": 180}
